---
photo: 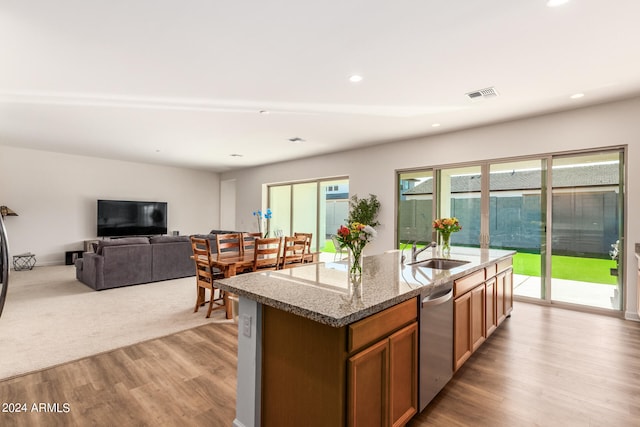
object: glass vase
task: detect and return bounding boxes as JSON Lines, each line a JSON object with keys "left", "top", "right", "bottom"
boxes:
{"left": 347, "top": 245, "right": 364, "bottom": 282}
{"left": 441, "top": 232, "right": 451, "bottom": 256}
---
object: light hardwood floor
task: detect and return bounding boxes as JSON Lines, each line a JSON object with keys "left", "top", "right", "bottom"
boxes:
{"left": 1, "top": 302, "right": 639, "bottom": 426}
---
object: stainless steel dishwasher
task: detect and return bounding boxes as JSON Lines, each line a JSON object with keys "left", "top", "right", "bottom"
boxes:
{"left": 419, "top": 283, "right": 454, "bottom": 411}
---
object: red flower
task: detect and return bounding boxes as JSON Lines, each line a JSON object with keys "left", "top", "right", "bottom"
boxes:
{"left": 338, "top": 225, "right": 350, "bottom": 237}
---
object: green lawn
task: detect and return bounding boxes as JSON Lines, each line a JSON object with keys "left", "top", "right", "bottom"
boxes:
{"left": 513, "top": 252, "right": 617, "bottom": 285}
{"left": 321, "top": 240, "right": 338, "bottom": 252}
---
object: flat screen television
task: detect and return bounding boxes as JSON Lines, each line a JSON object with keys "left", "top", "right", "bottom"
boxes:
{"left": 97, "top": 200, "right": 167, "bottom": 237}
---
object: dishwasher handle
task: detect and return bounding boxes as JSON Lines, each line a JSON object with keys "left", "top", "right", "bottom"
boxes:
{"left": 421, "top": 288, "right": 453, "bottom": 307}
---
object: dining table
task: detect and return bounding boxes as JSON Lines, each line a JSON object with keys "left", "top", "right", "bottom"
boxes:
{"left": 210, "top": 251, "right": 255, "bottom": 278}
{"left": 209, "top": 251, "right": 256, "bottom": 319}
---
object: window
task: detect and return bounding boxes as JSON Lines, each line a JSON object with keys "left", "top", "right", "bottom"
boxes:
{"left": 268, "top": 178, "right": 349, "bottom": 254}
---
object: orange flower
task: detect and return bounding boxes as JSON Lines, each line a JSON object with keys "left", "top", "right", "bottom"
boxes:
{"left": 432, "top": 217, "right": 461, "bottom": 233}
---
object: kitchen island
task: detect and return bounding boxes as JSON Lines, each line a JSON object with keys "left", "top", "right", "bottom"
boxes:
{"left": 217, "top": 246, "right": 515, "bottom": 427}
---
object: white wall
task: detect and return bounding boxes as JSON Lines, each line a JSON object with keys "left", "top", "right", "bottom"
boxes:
{"left": 0, "top": 146, "right": 220, "bottom": 265}
{"left": 221, "top": 96, "right": 640, "bottom": 320}
{"left": 220, "top": 179, "right": 237, "bottom": 230}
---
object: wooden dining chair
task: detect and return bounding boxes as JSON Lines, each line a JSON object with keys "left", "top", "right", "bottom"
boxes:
{"left": 294, "top": 232, "right": 314, "bottom": 263}
{"left": 190, "top": 236, "right": 226, "bottom": 318}
{"left": 280, "top": 236, "right": 305, "bottom": 269}
{"left": 242, "top": 232, "right": 263, "bottom": 253}
{"left": 216, "top": 233, "right": 244, "bottom": 257}
{"left": 253, "top": 237, "right": 282, "bottom": 272}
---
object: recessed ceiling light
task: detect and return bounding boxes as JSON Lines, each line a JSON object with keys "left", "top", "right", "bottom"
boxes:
{"left": 570, "top": 93, "right": 585, "bottom": 99}
{"left": 547, "top": 0, "right": 569, "bottom": 7}
{"left": 349, "top": 75, "right": 363, "bottom": 83}
{"left": 288, "top": 137, "right": 306, "bottom": 143}
{"left": 432, "top": 123, "right": 441, "bottom": 128}
{"left": 230, "top": 153, "right": 243, "bottom": 157}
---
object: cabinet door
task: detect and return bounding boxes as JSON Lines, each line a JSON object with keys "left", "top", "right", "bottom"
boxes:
{"left": 348, "top": 339, "right": 389, "bottom": 427}
{"left": 389, "top": 323, "right": 418, "bottom": 427}
{"left": 504, "top": 268, "right": 513, "bottom": 316}
{"left": 496, "top": 271, "right": 506, "bottom": 325}
{"left": 454, "top": 292, "right": 472, "bottom": 371}
{"left": 470, "top": 284, "right": 486, "bottom": 352}
{"left": 485, "top": 278, "right": 497, "bottom": 338}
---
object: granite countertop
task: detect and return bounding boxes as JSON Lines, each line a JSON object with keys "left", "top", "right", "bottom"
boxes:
{"left": 217, "top": 246, "right": 516, "bottom": 328}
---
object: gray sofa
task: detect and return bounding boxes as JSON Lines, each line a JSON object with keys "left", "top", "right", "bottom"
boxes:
{"left": 75, "top": 231, "right": 239, "bottom": 290}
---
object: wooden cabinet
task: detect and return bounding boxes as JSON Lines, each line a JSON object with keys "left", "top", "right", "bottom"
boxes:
{"left": 261, "top": 298, "right": 418, "bottom": 427}
{"left": 348, "top": 339, "right": 389, "bottom": 426}
{"left": 496, "top": 271, "right": 506, "bottom": 325}
{"left": 389, "top": 323, "right": 418, "bottom": 427}
{"left": 454, "top": 284, "right": 485, "bottom": 371}
{"left": 348, "top": 300, "right": 418, "bottom": 427}
{"left": 262, "top": 306, "right": 348, "bottom": 427}
{"left": 470, "top": 284, "right": 486, "bottom": 352}
{"left": 454, "top": 290, "right": 472, "bottom": 370}
{"left": 454, "top": 257, "right": 513, "bottom": 372}
{"left": 348, "top": 322, "right": 418, "bottom": 427}
{"left": 485, "top": 277, "right": 497, "bottom": 337}
{"left": 505, "top": 268, "right": 513, "bottom": 316}
{"left": 496, "top": 265, "right": 514, "bottom": 326}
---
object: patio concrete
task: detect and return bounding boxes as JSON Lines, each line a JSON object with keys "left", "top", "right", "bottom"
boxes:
{"left": 514, "top": 274, "right": 621, "bottom": 310}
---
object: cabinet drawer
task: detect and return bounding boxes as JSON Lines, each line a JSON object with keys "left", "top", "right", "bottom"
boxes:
{"left": 348, "top": 298, "right": 417, "bottom": 353}
{"left": 454, "top": 269, "right": 485, "bottom": 298}
{"left": 485, "top": 263, "right": 497, "bottom": 279}
{"left": 497, "top": 257, "right": 513, "bottom": 273}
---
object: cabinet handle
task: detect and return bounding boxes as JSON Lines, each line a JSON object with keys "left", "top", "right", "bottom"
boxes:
{"left": 422, "top": 288, "right": 453, "bottom": 306}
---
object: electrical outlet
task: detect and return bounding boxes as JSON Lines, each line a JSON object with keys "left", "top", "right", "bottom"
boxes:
{"left": 242, "top": 314, "right": 252, "bottom": 337}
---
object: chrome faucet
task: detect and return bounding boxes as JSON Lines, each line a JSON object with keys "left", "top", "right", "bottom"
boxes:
{"left": 412, "top": 241, "right": 437, "bottom": 263}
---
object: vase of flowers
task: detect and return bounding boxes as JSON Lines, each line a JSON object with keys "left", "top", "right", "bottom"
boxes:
{"left": 432, "top": 217, "right": 461, "bottom": 256}
{"left": 336, "top": 222, "right": 377, "bottom": 280}
{"left": 348, "top": 246, "right": 364, "bottom": 282}
{"left": 252, "top": 208, "right": 272, "bottom": 237}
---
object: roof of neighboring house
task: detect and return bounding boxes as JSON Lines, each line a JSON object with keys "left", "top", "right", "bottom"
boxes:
{"left": 403, "top": 163, "right": 619, "bottom": 195}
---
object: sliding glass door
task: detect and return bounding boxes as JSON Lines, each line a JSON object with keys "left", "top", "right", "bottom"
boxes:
{"left": 268, "top": 185, "right": 291, "bottom": 237}
{"left": 292, "top": 182, "right": 317, "bottom": 240}
{"left": 438, "top": 165, "right": 482, "bottom": 248}
{"left": 488, "top": 159, "right": 546, "bottom": 301}
{"left": 268, "top": 177, "right": 349, "bottom": 257}
{"left": 398, "top": 170, "right": 434, "bottom": 245}
{"left": 397, "top": 147, "right": 625, "bottom": 313}
{"left": 549, "top": 152, "right": 623, "bottom": 310}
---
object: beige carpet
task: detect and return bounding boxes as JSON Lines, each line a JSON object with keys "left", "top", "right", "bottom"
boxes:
{"left": 0, "top": 265, "right": 233, "bottom": 380}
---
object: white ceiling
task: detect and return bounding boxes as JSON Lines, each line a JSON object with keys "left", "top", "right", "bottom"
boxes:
{"left": 2, "top": 1, "right": 640, "bottom": 172}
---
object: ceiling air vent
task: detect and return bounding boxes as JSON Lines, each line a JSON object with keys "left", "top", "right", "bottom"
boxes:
{"left": 465, "top": 87, "right": 499, "bottom": 101}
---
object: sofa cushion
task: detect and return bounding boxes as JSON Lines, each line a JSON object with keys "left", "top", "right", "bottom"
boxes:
{"left": 149, "top": 235, "right": 190, "bottom": 244}
{"left": 151, "top": 239, "right": 194, "bottom": 281}
{"left": 95, "top": 237, "right": 150, "bottom": 255}
{"left": 192, "top": 233, "right": 216, "bottom": 239}
{"left": 209, "top": 230, "right": 238, "bottom": 235}
{"left": 101, "top": 244, "right": 152, "bottom": 289}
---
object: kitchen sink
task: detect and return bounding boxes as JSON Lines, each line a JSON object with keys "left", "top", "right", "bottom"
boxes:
{"left": 408, "top": 258, "right": 470, "bottom": 270}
